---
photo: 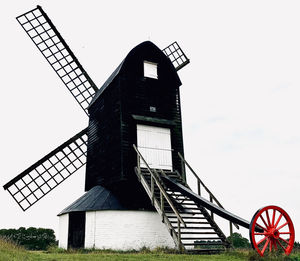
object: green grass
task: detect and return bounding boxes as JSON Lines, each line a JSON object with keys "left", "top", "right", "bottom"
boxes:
{"left": 0, "top": 239, "right": 299, "bottom": 261}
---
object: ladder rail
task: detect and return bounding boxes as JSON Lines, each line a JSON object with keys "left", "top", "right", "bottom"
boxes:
{"left": 136, "top": 171, "right": 183, "bottom": 250}
{"left": 133, "top": 145, "right": 232, "bottom": 252}
{"left": 178, "top": 152, "right": 239, "bottom": 231}
{"left": 133, "top": 145, "right": 186, "bottom": 227}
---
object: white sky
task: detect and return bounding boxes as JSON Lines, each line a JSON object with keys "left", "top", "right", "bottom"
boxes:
{"left": 0, "top": 0, "right": 299, "bottom": 243}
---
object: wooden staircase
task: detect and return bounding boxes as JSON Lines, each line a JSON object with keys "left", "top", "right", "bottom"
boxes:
{"left": 133, "top": 145, "right": 240, "bottom": 253}
{"left": 135, "top": 167, "right": 230, "bottom": 253}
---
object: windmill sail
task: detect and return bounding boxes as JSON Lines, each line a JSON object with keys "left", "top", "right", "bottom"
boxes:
{"left": 3, "top": 128, "right": 88, "bottom": 211}
{"left": 16, "top": 6, "right": 98, "bottom": 115}
{"left": 162, "top": 42, "right": 190, "bottom": 71}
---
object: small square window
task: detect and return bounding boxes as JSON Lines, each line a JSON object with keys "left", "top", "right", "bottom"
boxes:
{"left": 144, "top": 61, "right": 158, "bottom": 79}
{"left": 150, "top": 106, "right": 156, "bottom": 112}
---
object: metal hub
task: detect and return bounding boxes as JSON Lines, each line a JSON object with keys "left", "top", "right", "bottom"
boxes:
{"left": 267, "top": 227, "right": 280, "bottom": 239}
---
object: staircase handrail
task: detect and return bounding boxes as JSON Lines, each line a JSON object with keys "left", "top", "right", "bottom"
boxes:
{"left": 178, "top": 152, "right": 239, "bottom": 230}
{"left": 133, "top": 145, "right": 186, "bottom": 227}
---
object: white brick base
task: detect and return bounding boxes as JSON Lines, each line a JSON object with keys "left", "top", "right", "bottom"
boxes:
{"left": 58, "top": 213, "right": 69, "bottom": 249}
{"left": 58, "top": 210, "right": 175, "bottom": 250}
{"left": 84, "top": 210, "right": 175, "bottom": 250}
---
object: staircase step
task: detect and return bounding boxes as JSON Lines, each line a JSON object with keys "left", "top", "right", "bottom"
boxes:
{"left": 184, "top": 242, "right": 224, "bottom": 246}
{"left": 175, "top": 225, "right": 213, "bottom": 228}
{"left": 186, "top": 249, "right": 224, "bottom": 254}
{"left": 165, "top": 211, "right": 206, "bottom": 217}
{"left": 175, "top": 227, "right": 215, "bottom": 230}
{"left": 164, "top": 209, "right": 202, "bottom": 213}
{"left": 170, "top": 199, "right": 192, "bottom": 203}
{"left": 181, "top": 237, "right": 222, "bottom": 240}
{"left": 164, "top": 205, "right": 200, "bottom": 210}
{"left": 169, "top": 218, "right": 207, "bottom": 221}
{"left": 170, "top": 221, "right": 209, "bottom": 224}
{"left": 169, "top": 194, "right": 189, "bottom": 198}
{"left": 179, "top": 232, "right": 218, "bottom": 234}
{"left": 170, "top": 197, "right": 191, "bottom": 201}
{"left": 164, "top": 208, "right": 201, "bottom": 213}
{"left": 175, "top": 202, "right": 197, "bottom": 205}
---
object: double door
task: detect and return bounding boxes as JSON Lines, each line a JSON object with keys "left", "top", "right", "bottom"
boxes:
{"left": 137, "top": 124, "right": 172, "bottom": 170}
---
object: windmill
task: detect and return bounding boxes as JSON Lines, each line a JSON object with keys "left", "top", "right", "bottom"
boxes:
{"left": 3, "top": 5, "right": 295, "bottom": 255}
{"left": 3, "top": 5, "right": 193, "bottom": 250}
{"left": 3, "top": 5, "right": 189, "bottom": 211}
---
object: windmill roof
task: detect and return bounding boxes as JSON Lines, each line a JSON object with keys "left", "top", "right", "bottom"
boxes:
{"left": 58, "top": 185, "right": 126, "bottom": 215}
{"left": 88, "top": 59, "right": 124, "bottom": 108}
{"left": 88, "top": 41, "right": 181, "bottom": 109}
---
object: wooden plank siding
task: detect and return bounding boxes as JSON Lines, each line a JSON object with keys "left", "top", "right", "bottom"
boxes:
{"left": 85, "top": 41, "right": 185, "bottom": 209}
{"left": 85, "top": 79, "right": 122, "bottom": 191}
{"left": 120, "top": 76, "right": 185, "bottom": 183}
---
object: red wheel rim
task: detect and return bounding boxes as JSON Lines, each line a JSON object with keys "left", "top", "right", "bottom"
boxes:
{"left": 250, "top": 205, "right": 295, "bottom": 256}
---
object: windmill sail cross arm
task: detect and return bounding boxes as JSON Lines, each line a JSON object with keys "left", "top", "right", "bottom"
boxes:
{"left": 3, "top": 128, "right": 88, "bottom": 211}
{"left": 16, "top": 6, "right": 98, "bottom": 116}
{"left": 162, "top": 41, "right": 190, "bottom": 71}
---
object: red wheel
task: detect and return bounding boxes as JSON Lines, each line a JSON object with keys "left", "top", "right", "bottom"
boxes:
{"left": 250, "top": 206, "right": 295, "bottom": 256}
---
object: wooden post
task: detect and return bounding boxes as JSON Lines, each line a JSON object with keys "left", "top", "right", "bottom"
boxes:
{"left": 180, "top": 156, "right": 186, "bottom": 183}
{"left": 160, "top": 191, "right": 164, "bottom": 219}
{"left": 151, "top": 175, "right": 154, "bottom": 204}
{"left": 177, "top": 218, "right": 181, "bottom": 251}
{"left": 230, "top": 222, "right": 233, "bottom": 237}
{"left": 209, "top": 194, "right": 214, "bottom": 220}
{"left": 137, "top": 153, "right": 140, "bottom": 174}
{"left": 197, "top": 180, "right": 201, "bottom": 196}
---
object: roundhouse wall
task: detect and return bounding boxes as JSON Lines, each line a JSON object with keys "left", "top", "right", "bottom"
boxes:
{"left": 58, "top": 213, "right": 69, "bottom": 249}
{"left": 84, "top": 210, "right": 175, "bottom": 250}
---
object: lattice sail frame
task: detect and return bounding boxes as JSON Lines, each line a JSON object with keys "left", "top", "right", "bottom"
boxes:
{"left": 3, "top": 129, "right": 88, "bottom": 211}
{"left": 16, "top": 6, "right": 98, "bottom": 115}
{"left": 162, "top": 41, "right": 190, "bottom": 71}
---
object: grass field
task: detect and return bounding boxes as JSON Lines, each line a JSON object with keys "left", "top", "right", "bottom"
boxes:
{"left": 1, "top": 239, "right": 299, "bottom": 261}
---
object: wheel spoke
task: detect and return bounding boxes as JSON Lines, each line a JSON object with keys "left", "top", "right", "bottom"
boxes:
{"left": 279, "top": 236, "right": 289, "bottom": 245}
{"left": 272, "top": 209, "right": 276, "bottom": 226}
{"left": 261, "top": 238, "right": 270, "bottom": 255}
{"left": 274, "top": 213, "right": 283, "bottom": 228}
{"left": 254, "top": 233, "right": 265, "bottom": 235}
{"left": 260, "top": 215, "right": 269, "bottom": 229}
{"left": 256, "top": 223, "right": 267, "bottom": 231}
{"left": 266, "top": 209, "right": 271, "bottom": 227}
{"left": 257, "top": 236, "right": 267, "bottom": 246}
{"left": 277, "top": 239, "right": 286, "bottom": 252}
{"left": 277, "top": 221, "right": 288, "bottom": 231}
{"left": 269, "top": 239, "right": 272, "bottom": 252}
{"left": 279, "top": 232, "right": 291, "bottom": 235}
{"left": 273, "top": 240, "right": 278, "bottom": 250}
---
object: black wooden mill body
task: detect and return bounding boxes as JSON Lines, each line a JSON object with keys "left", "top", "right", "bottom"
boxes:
{"left": 85, "top": 41, "right": 185, "bottom": 209}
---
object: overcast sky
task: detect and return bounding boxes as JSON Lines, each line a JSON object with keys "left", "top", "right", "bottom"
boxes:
{"left": 0, "top": 0, "right": 299, "bottom": 242}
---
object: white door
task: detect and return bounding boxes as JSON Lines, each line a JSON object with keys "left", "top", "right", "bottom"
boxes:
{"left": 137, "top": 124, "right": 172, "bottom": 170}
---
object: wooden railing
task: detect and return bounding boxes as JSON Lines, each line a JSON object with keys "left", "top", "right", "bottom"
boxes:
{"left": 178, "top": 152, "right": 239, "bottom": 235}
{"left": 133, "top": 145, "right": 186, "bottom": 251}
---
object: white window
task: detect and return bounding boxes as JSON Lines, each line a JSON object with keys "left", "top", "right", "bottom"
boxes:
{"left": 144, "top": 61, "right": 158, "bottom": 79}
